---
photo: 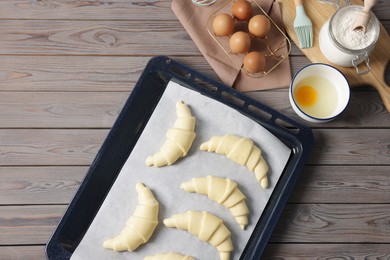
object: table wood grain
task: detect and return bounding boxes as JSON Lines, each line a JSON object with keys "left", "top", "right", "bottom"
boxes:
{"left": 0, "top": 0, "right": 389, "bottom": 259}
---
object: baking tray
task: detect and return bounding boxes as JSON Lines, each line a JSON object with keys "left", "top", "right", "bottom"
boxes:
{"left": 45, "top": 55, "right": 314, "bottom": 259}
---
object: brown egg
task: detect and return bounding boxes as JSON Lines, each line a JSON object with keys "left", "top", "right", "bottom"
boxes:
{"left": 243, "top": 51, "right": 266, "bottom": 73}
{"left": 231, "top": 0, "right": 253, "bottom": 21}
{"left": 248, "top": 15, "right": 271, "bottom": 38}
{"left": 212, "top": 13, "right": 235, "bottom": 36}
{"left": 229, "top": 31, "right": 251, "bottom": 54}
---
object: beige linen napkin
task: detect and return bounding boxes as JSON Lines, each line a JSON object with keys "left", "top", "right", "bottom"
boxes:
{"left": 171, "top": 0, "right": 292, "bottom": 92}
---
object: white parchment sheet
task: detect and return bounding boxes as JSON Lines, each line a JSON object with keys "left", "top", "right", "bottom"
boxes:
{"left": 71, "top": 81, "right": 291, "bottom": 260}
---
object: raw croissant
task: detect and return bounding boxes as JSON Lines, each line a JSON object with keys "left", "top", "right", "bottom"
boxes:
{"left": 181, "top": 176, "right": 249, "bottom": 230}
{"left": 164, "top": 211, "right": 233, "bottom": 260}
{"left": 200, "top": 134, "right": 269, "bottom": 188}
{"left": 144, "top": 252, "right": 194, "bottom": 260}
{"left": 103, "top": 183, "right": 159, "bottom": 252}
{"left": 146, "top": 100, "right": 196, "bottom": 167}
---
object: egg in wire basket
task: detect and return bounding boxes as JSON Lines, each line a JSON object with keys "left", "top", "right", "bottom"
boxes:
{"left": 207, "top": 0, "right": 291, "bottom": 77}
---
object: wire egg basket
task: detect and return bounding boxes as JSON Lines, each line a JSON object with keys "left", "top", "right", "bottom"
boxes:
{"left": 206, "top": 0, "right": 291, "bottom": 78}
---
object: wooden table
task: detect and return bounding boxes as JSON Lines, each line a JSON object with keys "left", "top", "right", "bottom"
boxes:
{"left": 0, "top": 1, "right": 389, "bottom": 259}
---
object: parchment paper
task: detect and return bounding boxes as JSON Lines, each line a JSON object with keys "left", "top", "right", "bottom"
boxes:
{"left": 71, "top": 81, "right": 291, "bottom": 260}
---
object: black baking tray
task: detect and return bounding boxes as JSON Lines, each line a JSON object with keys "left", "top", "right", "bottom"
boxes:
{"left": 45, "top": 56, "right": 314, "bottom": 260}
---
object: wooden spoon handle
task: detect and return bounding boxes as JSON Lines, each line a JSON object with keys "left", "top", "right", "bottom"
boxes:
{"left": 294, "top": 0, "right": 303, "bottom": 7}
{"left": 362, "top": 0, "right": 378, "bottom": 13}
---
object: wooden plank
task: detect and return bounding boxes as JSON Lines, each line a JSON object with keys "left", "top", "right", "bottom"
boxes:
{"left": 0, "top": 20, "right": 387, "bottom": 56}
{"left": 0, "top": 56, "right": 216, "bottom": 92}
{"left": 309, "top": 129, "right": 390, "bottom": 165}
{"left": 0, "top": 55, "right": 309, "bottom": 92}
{"left": 289, "top": 165, "right": 390, "bottom": 203}
{"left": 0, "top": 129, "right": 389, "bottom": 165}
{"left": 0, "top": 244, "right": 389, "bottom": 259}
{"left": 0, "top": 20, "right": 197, "bottom": 56}
{"left": 1, "top": 165, "right": 388, "bottom": 205}
{"left": 0, "top": 246, "right": 46, "bottom": 260}
{"left": 0, "top": 129, "right": 108, "bottom": 166}
{"left": 0, "top": 0, "right": 173, "bottom": 21}
{"left": 0, "top": 90, "right": 389, "bottom": 128}
{"left": 263, "top": 243, "right": 390, "bottom": 258}
{"left": 1, "top": 0, "right": 389, "bottom": 21}
{"left": 1, "top": 204, "right": 390, "bottom": 245}
{"left": 0, "top": 53, "right": 383, "bottom": 93}
{"left": 271, "top": 204, "right": 390, "bottom": 243}
{"left": 0, "top": 53, "right": 384, "bottom": 94}
{"left": 0, "top": 56, "right": 146, "bottom": 92}
{"left": 0, "top": 166, "right": 88, "bottom": 205}
{"left": 0, "top": 165, "right": 387, "bottom": 206}
{"left": 0, "top": 92, "right": 128, "bottom": 128}
{"left": 0, "top": 205, "right": 65, "bottom": 245}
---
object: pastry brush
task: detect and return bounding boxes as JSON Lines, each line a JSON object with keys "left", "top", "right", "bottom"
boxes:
{"left": 293, "top": 0, "right": 313, "bottom": 49}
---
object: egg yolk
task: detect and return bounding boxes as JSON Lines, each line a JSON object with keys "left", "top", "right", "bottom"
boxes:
{"left": 295, "top": 85, "right": 318, "bottom": 107}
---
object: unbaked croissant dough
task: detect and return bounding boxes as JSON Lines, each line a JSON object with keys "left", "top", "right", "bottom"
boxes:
{"left": 144, "top": 252, "right": 194, "bottom": 260}
{"left": 164, "top": 211, "right": 233, "bottom": 260}
{"left": 103, "top": 183, "right": 159, "bottom": 252}
{"left": 146, "top": 100, "right": 196, "bottom": 167}
{"left": 200, "top": 134, "right": 269, "bottom": 188}
{"left": 181, "top": 176, "right": 249, "bottom": 230}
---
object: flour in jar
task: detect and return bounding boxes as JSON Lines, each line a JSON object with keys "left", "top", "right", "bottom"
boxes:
{"left": 332, "top": 10, "right": 377, "bottom": 50}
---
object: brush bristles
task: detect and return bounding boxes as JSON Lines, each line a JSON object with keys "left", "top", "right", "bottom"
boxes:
{"left": 295, "top": 26, "right": 313, "bottom": 49}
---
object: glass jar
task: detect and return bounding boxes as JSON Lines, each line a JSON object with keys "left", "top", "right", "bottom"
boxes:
{"left": 319, "top": 5, "right": 380, "bottom": 75}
